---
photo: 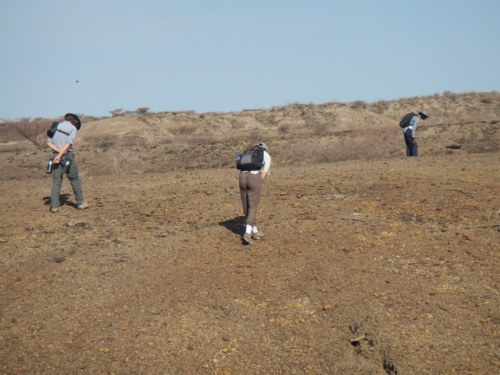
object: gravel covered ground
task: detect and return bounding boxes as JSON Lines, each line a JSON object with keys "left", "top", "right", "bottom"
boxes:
{"left": 1, "top": 152, "right": 499, "bottom": 374}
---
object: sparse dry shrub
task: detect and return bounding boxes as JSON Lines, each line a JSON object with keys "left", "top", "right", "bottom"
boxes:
{"left": 136, "top": 107, "right": 149, "bottom": 114}
{"left": 349, "top": 100, "right": 367, "bottom": 109}
{"left": 80, "top": 115, "right": 101, "bottom": 122}
{"left": 169, "top": 124, "right": 198, "bottom": 136}
{"left": 159, "top": 133, "right": 215, "bottom": 147}
{"left": 311, "top": 122, "right": 329, "bottom": 136}
{"left": 223, "top": 134, "right": 250, "bottom": 147}
{"left": 100, "top": 138, "right": 116, "bottom": 151}
{"left": 371, "top": 100, "right": 390, "bottom": 114}
{"left": 271, "top": 140, "right": 316, "bottom": 163}
{"left": 10, "top": 118, "right": 54, "bottom": 147}
{"left": 119, "top": 135, "right": 148, "bottom": 148}
{"left": 180, "top": 134, "right": 216, "bottom": 145}
{"left": 310, "top": 142, "right": 337, "bottom": 163}
{"left": 229, "top": 118, "right": 242, "bottom": 130}
{"left": 158, "top": 135, "right": 175, "bottom": 145}
{"left": 329, "top": 128, "right": 400, "bottom": 162}
{"left": 110, "top": 108, "right": 125, "bottom": 117}
{"left": 250, "top": 129, "right": 264, "bottom": 141}
{"left": 85, "top": 134, "right": 116, "bottom": 151}
{"left": 275, "top": 128, "right": 401, "bottom": 164}
{"left": 164, "top": 142, "right": 188, "bottom": 156}
{"left": 190, "top": 134, "right": 215, "bottom": 145}
{"left": 479, "top": 92, "right": 499, "bottom": 104}
{"left": 278, "top": 123, "right": 291, "bottom": 136}
{"left": 442, "top": 91, "right": 458, "bottom": 101}
{"left": 109, "top": 149, "right": 145, "bottom": 174}
{"left": 223, "top": 134, "right": 244, "bottom": 147}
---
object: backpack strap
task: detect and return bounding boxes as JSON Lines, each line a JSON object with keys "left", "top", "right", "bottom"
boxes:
{"left": 56, "top": 128, "right": 70, "bottom": 136}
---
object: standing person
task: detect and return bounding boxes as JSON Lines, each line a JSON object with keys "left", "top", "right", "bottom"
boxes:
{"left": 47, "top": 113, "right": 88, "bottom": 213}
{"left": 401, "top": 110, "right": 429, "bottom": 157}
{"left": 238, "top": 143, "right": 271, "bottom": 245}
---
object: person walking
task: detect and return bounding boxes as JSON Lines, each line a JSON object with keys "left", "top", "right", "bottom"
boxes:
{"left": 401, "top": 110, "right": 429, "bottom": 157}
{"left": 47, "top": 113, "right": 88, "bottom": 213}
{"left": 239, "top": 143, "right": 271, "bottom": 245}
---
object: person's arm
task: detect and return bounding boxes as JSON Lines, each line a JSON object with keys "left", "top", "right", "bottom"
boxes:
{"left": 47, "top": 141, "right": 60, "bottom": 154}
{"left": 51, "top": 125, "right": 76, "bottom": 163}
{"left": 410, "top": 116, "right": 420, "bottom": 139}
{"left": 53, "top": 143, "right": 71, "bottom": 164}
{"left": 261, "top": 152, "right": 271, "bottom": 181}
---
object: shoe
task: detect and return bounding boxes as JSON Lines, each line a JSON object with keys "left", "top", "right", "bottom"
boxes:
{"left": 50, "top": 207, "right": 58, "bottom": 213}
{"left": 78, "top": 201, "right": 89, "bottom": 210}
{"left": 252, "top": 231, "right": 264, "bottom": 240}
{"left": 242, "top": 233, "right": 253, "bottom": 245}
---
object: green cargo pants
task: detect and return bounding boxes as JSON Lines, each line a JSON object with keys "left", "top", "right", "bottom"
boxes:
{"left": 50, "top": 153, "right": 84, "bottom": 209}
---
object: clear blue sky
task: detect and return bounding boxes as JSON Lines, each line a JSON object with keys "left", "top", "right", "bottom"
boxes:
{"left": 1, "top": 0, "right": 499, "bottom": 120}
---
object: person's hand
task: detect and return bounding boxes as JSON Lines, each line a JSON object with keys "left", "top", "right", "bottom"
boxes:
{"left": 411, "top": 138, "right": 417, "bottom": 146}
{"left": 53, "top": 154, "right": 61, "bottom": 164}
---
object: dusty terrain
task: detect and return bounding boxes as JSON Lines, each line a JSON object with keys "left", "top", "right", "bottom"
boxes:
{"left": 0, "top": 92, "right": 499, "bottom": 374}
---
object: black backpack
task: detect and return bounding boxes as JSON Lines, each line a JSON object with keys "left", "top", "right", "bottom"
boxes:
{"left": 46, "top": 122, "right": 70, "bottom": 137}
{"left": 399, "top": 112, "right": 416, "bottom": 128}
{"left": 236, "top": 146, "right": 265, "bottom": 171}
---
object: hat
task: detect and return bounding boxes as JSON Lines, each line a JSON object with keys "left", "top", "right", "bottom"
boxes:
{"left": 65, "top": 113, "right": 81, "bottom": 130}
{"left": 258, "top": 143, "right": 268, "bottom": 151}
{"left": 418, "top": 110, "right": 429, "bottom": 119}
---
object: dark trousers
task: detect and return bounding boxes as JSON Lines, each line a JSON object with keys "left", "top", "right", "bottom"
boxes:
{"left": 404, "top": 129, "right": 418, "bottom": 157}
{"left": 239, "top": 172, "right": 263, "bottom": 226}
{"left": 50, "top": 153, "right": 84, "bottom": 208}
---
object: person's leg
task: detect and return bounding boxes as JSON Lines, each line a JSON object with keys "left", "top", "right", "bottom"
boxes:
{"left": 410, "top": 142, "right": 418, "bottom": 157}
{"left": 239, "top": 172, "right": 254, "bottom": 244}
{"left": 66, "top": 154, "right": 84, "bottom": 205}
{"left": 239, "top": 172, "right": 249, "bottom": 218}
{"left": 50, "top": 165, "right": 64, "bottom": 210}
{"left": 404, "top": 130, "right": 413, "bottom": 156}
{"left": 245, "top": 173, "right": 263, "bottom": 227}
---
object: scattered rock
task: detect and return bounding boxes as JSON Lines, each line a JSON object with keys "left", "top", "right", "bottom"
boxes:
{"left": 383, "top": 358, "right": 398, "bottom": 375}
{"left": 53, "top": 256, "right": 66, "bottom": 263}
{"left": 66, "top": 220, "right": 90, "bottom": 228}
{"left": 463, "top": 233, "right": 475, "bottom": 241}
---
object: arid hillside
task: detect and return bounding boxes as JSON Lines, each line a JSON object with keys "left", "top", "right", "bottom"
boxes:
{"left": 1, "top": 91, "right": 499, "bottom": 180}
{"left": 0, "top": 92, "right": 499, "bottom": 374}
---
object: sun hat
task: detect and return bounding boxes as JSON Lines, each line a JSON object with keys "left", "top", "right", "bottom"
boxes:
{"left": 418, "top": 110, "right": 429, "bottom": 119}
{"left": 65, "top": 113, "right": 81, "bottom": 130}
{"left": 257, "top": 143, "right": 268, "bottom": 151}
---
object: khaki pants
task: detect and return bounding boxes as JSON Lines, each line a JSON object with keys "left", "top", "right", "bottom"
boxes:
{"left": 239, "top": 172, "right": 263, "bottom": 226}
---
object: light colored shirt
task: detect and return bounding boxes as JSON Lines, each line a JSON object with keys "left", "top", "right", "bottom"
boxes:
{"left": 402, "top": 115, "right": 420, "bottom": 138}
{"left": 47, "top": 120, "right": 77, "bottom": 152}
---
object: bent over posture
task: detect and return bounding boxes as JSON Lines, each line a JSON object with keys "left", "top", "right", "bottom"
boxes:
{"left": 401, "top": 110, "right": 429, "bottom": 157}
{"left": 239, "top": 143, "right": 271, "bottom": 245}
{"left": 47, "top": 113, "right": 88, "bottom": 213}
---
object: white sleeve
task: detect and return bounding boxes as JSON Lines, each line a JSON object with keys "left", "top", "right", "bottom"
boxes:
{"left": 262, "top": 151, "right": 271, "bottom": 173}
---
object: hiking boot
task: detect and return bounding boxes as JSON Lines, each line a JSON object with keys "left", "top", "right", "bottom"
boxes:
{"left": 252, "top": 231, "right": 265, "bottom": 240}
{"left": 77, "top": 201, "right": 89, "bottom": 210}
{"left": 50, "top": 207, "right": 59, "bottom": 213}
{"left": 242, "top": 233, "right": 253, "bottom": 245}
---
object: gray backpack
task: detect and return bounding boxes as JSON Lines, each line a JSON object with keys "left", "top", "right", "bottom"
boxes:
{"left": 399, "top": 112, "right": 416, "bottom": 128}
{"left": 236, "top": 146, "right": 264, "bottom": 171}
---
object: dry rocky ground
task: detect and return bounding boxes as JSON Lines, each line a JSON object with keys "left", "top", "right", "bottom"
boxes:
{"left": 0, "top": 92, "right": 499, "bottom": 374}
